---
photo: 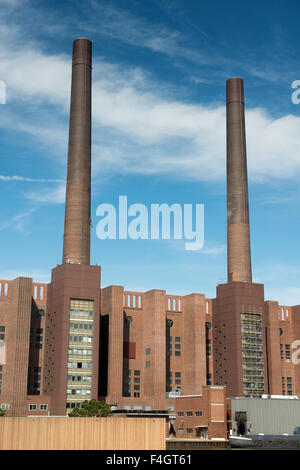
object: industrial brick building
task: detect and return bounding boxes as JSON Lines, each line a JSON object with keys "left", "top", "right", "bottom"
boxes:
{"left": 0, "top": 38, "right": 299, "bottom": 440}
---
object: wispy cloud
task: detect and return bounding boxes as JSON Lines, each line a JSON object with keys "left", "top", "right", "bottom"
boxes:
{"left": 0, "top": 208, "right": 36, "bottom": 233}
{"left": 0, "top": 175, "right": 63, "bottom": 183}
{"left": 25, "top": 183, "right": 66, "bottom": 204}
{"left": 264, "top": 286, "right": 300, "bottom": 307}
{"left": 0, "top": 268, "right": 50, "bottom": 283}
{"left": 201, "top": 242, "right": 226, "bottom": 256}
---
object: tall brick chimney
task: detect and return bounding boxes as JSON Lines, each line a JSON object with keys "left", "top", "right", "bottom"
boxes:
{"left": 226, "top": 77, "right": 252, "bottom": 283}
{"left": 62, "top": 38, "right": 92, "bottom": 265}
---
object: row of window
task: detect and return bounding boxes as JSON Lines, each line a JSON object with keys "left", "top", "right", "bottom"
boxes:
{"left": 178, "top": 429, "right": 195, "bottom": 434}
{"left": 66, "top": 402, "right": 82, "bottom": 409}
{"left": 0, "top": 326, "right": 5, "bottom": 334}
{"left": 243, "top": 382, "right": 264, "bottom": 389}
{"left": 67, "top": 375, "right": 92, "bottom": 382}
{"left": 167, "top": 298, "right": 181, "bottom": 312}
{"left": 177, "top": 411, "right": 202, "bottom": 417}
{"left": 67, "top": 362, "right": 92, "bottom": 369}
{"left": 70, "top": 310, "right": 93, "bottom": 318}
{"left": 282, "top": 376, "right": 293, "bottom": 395}
{"left": 29, "top": 404, "right": 48, "bottom": 411}
{"left": 123, "top": 294, "right": 142, "bottom": 309}
{"left": 69, "top": 336, "right": 93, "bottom": 343}
{"left": 124, "top": 369, "right": 140, "bottom": 377}
{"left": 124, "top": 377, "right": 140, "bottom": 384}
{"left": 167, "top": 378, "right": 181, "bottom": 385}
{"left": 66, "top": 389, "right": 91, "bottom": 396}
{"left": 167, "top": 336, "right": 181, "bottom": 342}
{"left": 176, "top": 428, "right": 208, "bottom": 438}
{"left": 280, "top": 344, "right": 291, "bottom": 360}
{"left": 68, "top": 349, "right": 93, "bottom": 356}
{"left": 167, "top": 351, "right": 181, "bottom": 357}
{"left": 167, "top": 372, "right": 182, "bottom": 377}
{"left": 70, "top": 323, "right": 93, "bottom": 331}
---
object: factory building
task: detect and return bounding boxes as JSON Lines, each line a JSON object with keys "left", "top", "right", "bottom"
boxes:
{"left": 0, "top": 38, "right": 299, "bottom": 440}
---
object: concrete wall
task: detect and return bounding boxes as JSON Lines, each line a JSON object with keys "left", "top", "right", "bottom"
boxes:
{"left": 0, "top": 416, "right": 166, "bottom": 450}
{"left": 229, "top": 397, "right": 300, "bottom": 436}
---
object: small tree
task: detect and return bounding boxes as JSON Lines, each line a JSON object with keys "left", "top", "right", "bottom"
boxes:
{"left": 68, "top": 399, "right": 112, "bottom": 417}
{"left": 0, "top": 410, "right": 5, "bottom": 417}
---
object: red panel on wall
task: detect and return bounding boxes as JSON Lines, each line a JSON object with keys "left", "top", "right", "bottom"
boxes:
{"left": 123, "top": 341, "right": 136, "bottom": 359}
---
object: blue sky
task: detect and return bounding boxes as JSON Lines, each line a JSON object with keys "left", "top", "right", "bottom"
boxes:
{"left": 1, "top": 0, "right": 300, "bottom": 305}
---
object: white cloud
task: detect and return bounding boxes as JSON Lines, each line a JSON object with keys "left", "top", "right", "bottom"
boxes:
{"left": 25, "top": 183, "right": 66, "bottom": 204}
{"left": 1, "top": 1, "right": 300, "bottom": 187}
{"left": 0, "top": 268, "right": 50, "bottom": 283}
{"left": 0, "top": 175, "right": 63, "bottom": 183}
{"left": 264, "top": 286, "right": 300, "bottom": 307}
{"left": 0, "top": 208, "right": 36, "bottom": 233}
{"left": 201, "top": 242, "right": 226, "bottom": 256}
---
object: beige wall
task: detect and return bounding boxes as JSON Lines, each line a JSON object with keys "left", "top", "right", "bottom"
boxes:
{"left": 0, "top": 417, "right": 166, "bottom": 450}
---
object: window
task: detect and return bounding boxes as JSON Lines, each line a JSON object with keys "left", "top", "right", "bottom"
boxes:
{"left": 134, "top": 392, "right": 140, "bottom": 397}
{"left": 0, "top": 326, "right": 5, "bottom": 332}
{"left": 175, "top": 351, "right": 181, "bottom": 356}
{"left": 175, "top": 372, "right": 181, "bottom": 378}
{"left": 186, "top": 411, "right": 193, "bottom": 416}
{"left": 175, "top": 337, "right": 181, "bottom": 342}
{"left": 195, "top": 411, "right": 202, "bottom": 416}
{"left": 146, "top": 361, "right": 151, "bottom": 368}
{"left": 145, "top": 348, "right": 151, "bottom": 355}
{"left": 287, "top": 377, "right": 293, "bottom": 394}
{"left": 134, "top": 370, "right": 140, "bottom": 376}
{"left": 29, "top": 404, "right": 37, "bottom": 411}
{"left": 187, "top": 428, "right": 193, "bottom": 434}
{"left": 40, "top": 404, "right": 48, "bottom": 411}
{"left": 177, "top": 412, "right": 184, "bottom": 416}
{"left": 1, "top": 404, "right": 9, "bottom": 410}
{"left": 285, "top": 345, "right": 291, "bottom": 360}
